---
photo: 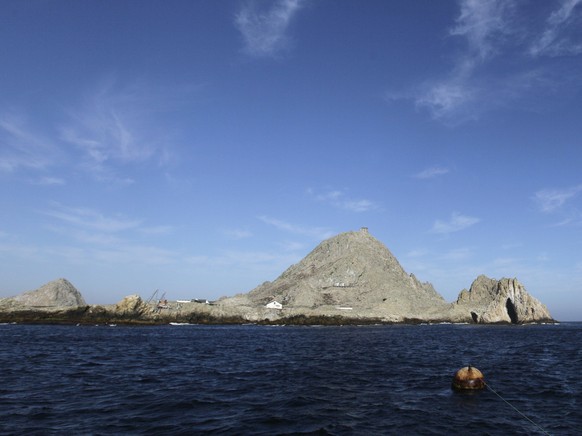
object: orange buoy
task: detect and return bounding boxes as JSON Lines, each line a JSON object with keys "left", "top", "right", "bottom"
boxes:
{"left": 451, "top": 365, "right": 485, "bottom": 391}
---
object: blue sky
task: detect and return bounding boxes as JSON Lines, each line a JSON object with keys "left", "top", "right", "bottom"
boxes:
{"left": 1, "top": 0, "right": 582, "bottom": 320}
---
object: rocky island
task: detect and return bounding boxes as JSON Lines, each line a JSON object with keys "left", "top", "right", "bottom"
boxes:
{"left": 0, "top": 228, "right": 555, "bottom": 325}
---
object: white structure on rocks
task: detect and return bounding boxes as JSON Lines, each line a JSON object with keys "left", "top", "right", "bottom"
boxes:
{"left": 266, "top": 301, "right": 283, "bottom": 310}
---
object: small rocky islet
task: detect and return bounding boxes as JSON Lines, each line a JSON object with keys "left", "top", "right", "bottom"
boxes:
{"left": 0, "top": 228, "right": 555, "bottom": 325}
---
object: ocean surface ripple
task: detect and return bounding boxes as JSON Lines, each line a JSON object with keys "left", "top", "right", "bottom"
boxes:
{"left": 1, "top": 323, "right": 580, "bottom": 435}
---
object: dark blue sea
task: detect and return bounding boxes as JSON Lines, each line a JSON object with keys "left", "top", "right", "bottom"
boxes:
{"left": 1, "top": 323, "right": 580, "bottom": 435}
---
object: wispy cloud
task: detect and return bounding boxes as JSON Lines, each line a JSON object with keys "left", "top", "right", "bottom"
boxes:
{"left": 278, "top": 240, "right": 306, "bottom": 251}
{"left": 405, "top": 248, "right": 429, "bottom": 258}
{"left": 0, "top": 204, "right": 178, "bottom": 269}
{"left": 223, "top": 228, "right": 253, "bottom": 240}
{"left": 410, "top": 0, "right": 582, "bottom": 122}
{"left": 308, "top": 188, "right": 379, "bottom": 212}
{"left": 2, "top": 78, "right": 194, "bottom": 184}
{"left": 184, "top": 250, "right": 300, "bottom": 274}
{"left": 60, "top": 79, "right": 167, "bottom": 182}
{"left": 43, "top": 204, "right": 142, "bottom": 233}
{"left": 530, "top": 0, "right": 582, "bottom": 57}
{"left": 138, "top": 225, "right": 174, "bottom": 236}
{"left": 32, "top": 177, "right": 66, "bottom": 186}
{"left": 441, "top": 247, "right": 474, "bottom": 261}
{"left": 534, "top": 185, "right": 582, "bottom": 212}
{"left": 415, "top": 78, "right": 477, "bottom": 122}
{"left": 0, "top": 113, "right": 60, "bottom": 173}
{"left": 501, "top": 242, "right": 523, "bottom": 250}
{"left": 431, "top": 212, "right": 480, "bottom": 234}
{"left": 235, "top": 0, "right": 306, "bottom": 58}
{"left": 406, "top": 247, "right": 475, "bottom": 261}
{"left": 258, "top": 216, "right": 333, "bottom": 240}
{"left": 414, "top": 166, "right": 450, "bottom": 179}
{"left": 36, "top": 203, "right": 179, "bottom": 266}
{"left": 414, "top": 0, "right": 517, "bottom": 120}
{"left": 449, "top": 0, "right": 516, "bottom": 61}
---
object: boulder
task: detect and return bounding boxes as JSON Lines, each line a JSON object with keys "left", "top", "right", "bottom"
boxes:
{"left": 114, "top": 294, "right": 150, "bottom": 316}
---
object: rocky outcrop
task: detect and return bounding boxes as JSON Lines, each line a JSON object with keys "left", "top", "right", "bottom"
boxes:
{"left": 218, "top": 230, "right": 555, "bottom": 324}
{"left": 450, "top": 275, "right": 553, "bottom": 323}
{"left": 1, "top": 278, "right": 86, "bottom": 308}
{"left": 219, "top": 228, "right": 449, "bottom": 322}
{"left": 0, "top": 230, "right": 556, "bottom": 324}
{"left": 113, "top": 295, "right": 151, "bottom": 316}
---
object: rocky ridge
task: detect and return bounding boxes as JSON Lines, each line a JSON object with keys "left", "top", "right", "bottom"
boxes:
{"left": 221, "top": 228, "right": 449, "bottom": 322}
{"left": 0, "top": 278, "right": 86, "bottom": 309}
{"left": 0, "top": 229, "right": 555, "bottom": 324}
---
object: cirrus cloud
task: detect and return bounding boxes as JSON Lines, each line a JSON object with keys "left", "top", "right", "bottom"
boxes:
{"left": 235, "top": 0, "right": 307, "bottom": 58}
{"left": 414, "top": 166, "right": 450, "bottom": 179}
{"left": 431, "top": 212, "right": 481, "bottom": 234}
{"left": 410, "top": 0, "right": 582, "bottom": 122}
{"left": 529, "top": 0, "right": 582, "bottom": 57}
{"left": 534, "top": 184, "right": 582, "bottom": 213}
{"left": 308, "top": 188, "right": 379, "bottom": 213}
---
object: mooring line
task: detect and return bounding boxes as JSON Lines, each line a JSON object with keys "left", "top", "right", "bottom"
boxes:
{"left": 484, "top": 381, "right": 551, "bottom": 436}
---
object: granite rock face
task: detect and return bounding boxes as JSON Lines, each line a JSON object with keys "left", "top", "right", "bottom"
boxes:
{"left": 220, "top": 228, "right": 449, "bottom": 321}
{"left": 6, "top": 278, "right": 87, "bottom": 308}
{"left": 220, "top": 230, "right": 554, "bottom": 323}
{"left": 0, "top": 230, "right": 556, "bottom": 324}
{"left": 114, "top": 295, "right": 150, "bottom": 316}
{"left": 451, "top": 275, "right": 553, "bottom": 323}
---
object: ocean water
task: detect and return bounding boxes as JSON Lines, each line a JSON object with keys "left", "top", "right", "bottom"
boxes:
{"left": 0, "top": 323, "right": 580, "bottom": 435}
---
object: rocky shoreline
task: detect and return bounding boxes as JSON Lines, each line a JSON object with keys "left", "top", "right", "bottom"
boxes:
{"left": 0, "top": 306, "right": 556, "bottom": 326}
{"left": 0, "top": 277, "right": 556, "bottom": 326}
{"left": 0, "top": 229, "right": 556, "bottom": 325}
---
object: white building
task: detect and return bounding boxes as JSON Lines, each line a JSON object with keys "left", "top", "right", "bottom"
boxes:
{"left": 266, "top": 301, "right": 283, "bottom": 310}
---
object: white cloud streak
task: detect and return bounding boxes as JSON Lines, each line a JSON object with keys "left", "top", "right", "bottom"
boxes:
{"left": 183, "top": 248, "right": 304, "bottom": 288}
{"left": 441, "top": 247, "right": 474, "bottom": 261}
{"left": 60, "top": 80, "right": 161, "bottom": 182}
{"left": 534, "top": 185, "right": 582, "bottom": 212}
{"left": 414, "top": 166, "right": 450, "bottom": 179}
{"left": 431, "top": 212, "right": 480, "bottom": 234}
{"left": 34, "top": 177, "right": 66, "bottom": 186}
{"left": 530, "top": 0, "right": 582, "bottom": 57}
{"left": 412, "top": 0, "right": 582, "bottom": 122}
{"left": 33, "top": 203, "right": 179, "bottom": 267}
{"left": 2, "top": 78, "right": 193, "bottom": 184}
{"left": 415, "top": 0, "right": 517, "bottom": 120}
{"left": 449, "top": 0, "right": 516, "bottom": 61}
{"left": 235, "top": 0, "right": 305, "bottom": 58}
{"left": 309, "top": 188, "right": 379, "bottom": 212}
{"left": 258, "top": 216, "right": 334, "bottom": 240}
{"left": 415, "top": 79, "right": 476, "bottom": 121}
{"left": 0, "top": 113, "right": 60, "bottom": 173}
{"left": 43, "top": 204, "right": 142, "bottom": 233}
{"left": 223, "top": 228, "right": 253, "bottom": 240}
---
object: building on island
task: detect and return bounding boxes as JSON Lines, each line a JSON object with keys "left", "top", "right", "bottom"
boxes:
{"left": 266, "top": 301, "right": 283, "bottom": 310}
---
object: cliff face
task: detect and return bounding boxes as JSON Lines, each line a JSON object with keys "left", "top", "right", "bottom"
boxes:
{"left": 452, "top": 275, "right": 553, "bottom": 323}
